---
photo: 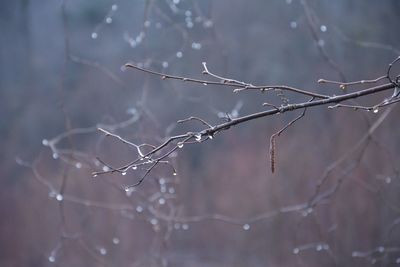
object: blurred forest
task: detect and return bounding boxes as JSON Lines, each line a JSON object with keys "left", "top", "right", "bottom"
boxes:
{"left": 1, "top": 0, "right": 400, "bottom": 266}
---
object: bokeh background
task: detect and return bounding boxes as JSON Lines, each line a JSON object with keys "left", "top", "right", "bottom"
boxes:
{"left": 1, "top": 0, "right": 400, "bottom": 266}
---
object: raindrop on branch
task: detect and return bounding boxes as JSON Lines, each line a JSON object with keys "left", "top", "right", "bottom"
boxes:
{"left": 176, "top": 51, "right": 183, "bottom": 58}
{"left": 293, "top": 248, "right": 300, "bottom": 254}
{"left": 112, "top": 237, "right": 120, "bottom": 245}
{"left": 136, "top": 206, "right": 143, "bottom": 213}
{"left": 91, "top": 32, "right": 98, "bottom": 39}
{"left": 98, "top": 247, "right": 107, "bottom": 255}
{"left": 195, "top": 134, "right": 202, "bottom": 142}
{"left": 320, "top": 25, "right": 327, "bottom": 32}
{"left": 56, "top": 194, "right": 63, "bottom": 202}
{"left": 42, "top": 139, "right": 49, "bottom": 146}
{"left": 242, "top": 224, "right": 250, "bottom": 231}
{"left": 158, "top": 198, "right": 166, "bottom": 205}
{"left": 48, "top": 255, "right": 55, "bottom": 263}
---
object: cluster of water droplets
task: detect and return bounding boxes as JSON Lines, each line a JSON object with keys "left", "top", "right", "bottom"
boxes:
{"left": 292, "top": 243, "right": 330, "bottom": 255}
{"left": 91, "top": 4, "right": 118, "bottom": 40}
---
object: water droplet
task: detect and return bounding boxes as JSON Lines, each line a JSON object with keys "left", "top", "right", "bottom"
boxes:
{"left": 75, "top": 162, "right": 82, "bottom": 169}
{"left": 182, "top": 223, "right": 189, "bottom": 230}
{"left": 208, "top": 135, "right": 213, "bottom": 140}
{"left": 316, "top": 244, "right": 323, "bottom": 251}
{"left": 159, "top": 178, "right": 166, "bottom": 185}
{"left": 320, "top": 25, "right": 327, "bottom": 32}
{"left": 91, "top": 32, "right": 98, "bottom": 39}
{"left": 129, "top": 39, "right": 136, "bottom": 48}
{"left": 131, "top": 165, "right": 137, "bottom": 170}
{"left": 125, "top": 187, "right": 134, "bottom": 196}
{"left": 136, "top": 206, "right": 143, "bottom": 213}
{"left": 242, "top": 224, "right": 250, "bottom": 230}
{"left": 52, "top": 153, "right": 59, "bottom": 159}
{"left": 186, "top": 21, "right": 194, "bottom": 28}
{"left": 56, "top": 194, "right": 63, "bottom": 202}
{"left": 202, "top": 82, "right": 208, "bottom": 86}
{"left": 176, "top": 51, "right": 183, "bottom": 58}
{"left": 352, "top": 251, "right": 360, "bottom": 257}
{"left": 293, "top": 248, "right": 300, "bottom": 254}
{"left": 162, "top": 61, "right": 169, "bottom": 68}
{"left": 177, "top": 142, "right": 184, "bottom": 148}
{"left": 373, "top": 107, "right": 379, "bottom": 113}
{"left": 102, "top": 166, "right": 110, "bottom": 172}
{"left": 111, "top": 4, "right": 118, "bottom": 11}
{"left": 150, "top": 218, "right": 158, "bottom": 225}
{"left": 203, "top": 20, "right": 213, "bottom": 28}
{"left": 99, "top": 247, "right": 107, "bottom": 255}
{"left": 378, "top": 246, "right": 385, "bottom": 253}
{"left": 318, "top": 39, "right": 325, "bottom": 47}
{"left": 290, "top": 21, "right": 297, "bottom": 29}
{"left": 92, "top": 173, "right": 98, "bottom": 178}
{"left": 121, "top": 172, "right": 127, "bottom": 176}
{"left": 112, "top": 237, "right": 120, "bottom": 245}
{"left": 185, "top": 10, "right": 192, "bottom": 17}
{"left": 42, "top": 139, "right": 49, "bottom": 146}
{"left": 160, "top": 185, "right": 167, "bottom": 193}
{"left": 195, "top": 134, "right": 202, "bottom": 142}
{"left": 158, "top": 198, "right": 166, "bottom": 205}
{"left": 168, "top": 187, "right": 175, "bottom": 194}
{"left": 191, "top": 42, "right": 202, "bottom": 50}
{"left": 48, "top": 255, "right": 55, "bottom": 262}
{"left": 144, "top": 20, "right": 151, "bottom": 28}
{"left": 173, "top": 171, "right": 177, "bottom": 176}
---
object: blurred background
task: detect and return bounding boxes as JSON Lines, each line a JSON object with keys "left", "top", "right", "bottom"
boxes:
{"left": 1, "top": 0, "right": 400, "bottom": 266}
